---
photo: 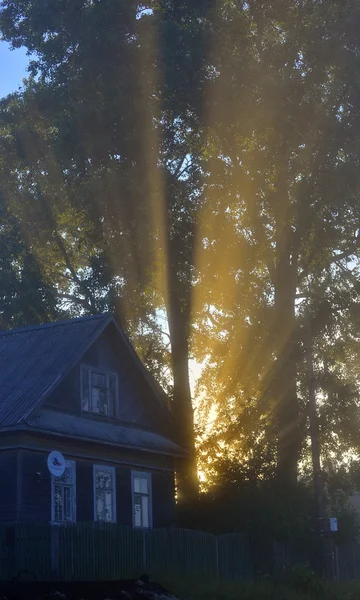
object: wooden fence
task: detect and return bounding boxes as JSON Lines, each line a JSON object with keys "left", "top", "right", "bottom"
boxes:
{"left": 6, "top": 523, "right": 360, "bottom": 582}
{"left": 0, "top": 523, "right": 260, "bottom": 581}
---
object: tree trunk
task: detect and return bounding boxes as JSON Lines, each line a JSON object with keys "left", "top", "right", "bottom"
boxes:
{"left": 166, "top": 283, "right": 198, "bottom": 502}
{"left": 272, "top": 200, "right": 301, "bottom": 484}
{"left": 273, "top": 277, "right": 300, "bottom": 484}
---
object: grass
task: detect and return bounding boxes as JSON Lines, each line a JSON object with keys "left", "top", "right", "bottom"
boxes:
{"left": 152, "top": 575, "right": 360, "bottom": 600}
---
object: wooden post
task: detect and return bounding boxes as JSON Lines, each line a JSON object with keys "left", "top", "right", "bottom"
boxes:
{"left": 50, "top": 526, "right": 60, "bottom": 579}
{"left": 142, "top": 529, "right": 147, "bottom": 574}
{"left": 215, "top": 535, "right": 219, "bottom": 579}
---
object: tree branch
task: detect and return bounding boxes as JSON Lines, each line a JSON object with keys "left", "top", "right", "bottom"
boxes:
{"left": 329, "top": 243, "right": 360, "bottom": 264}
{"left": 57, "top": 293, "right": 92, "bottom": 309}
{"left": 52, "top": 230, "right": 97, "bottom": 313}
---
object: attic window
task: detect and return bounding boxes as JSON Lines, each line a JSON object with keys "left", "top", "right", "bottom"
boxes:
{"left": 81, "top": 366, "right": 117, "bottom": 417}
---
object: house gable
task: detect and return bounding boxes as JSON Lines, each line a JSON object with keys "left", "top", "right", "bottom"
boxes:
{"left": 0, "top": 313, "right": 109, "bottom": 427}
{"left": 45, "top": 320, "right": 173, "bottom": 435}
{"left": 0, "top": 314, "right": 183, "bottom": 529}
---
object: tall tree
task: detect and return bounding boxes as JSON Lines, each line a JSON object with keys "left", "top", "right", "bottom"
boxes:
{"left": 0, "top": 0, "right": 214, "bottom": 497}
{"left": 2, "top": 0, "right": 360, "bottom": 493}
{"left": 194, "top": 0, "right": 360, "bottom": 483}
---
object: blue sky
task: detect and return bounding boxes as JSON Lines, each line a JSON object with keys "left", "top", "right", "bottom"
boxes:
{"left": 0, "top": 41, "right": 30, "bottom": 98}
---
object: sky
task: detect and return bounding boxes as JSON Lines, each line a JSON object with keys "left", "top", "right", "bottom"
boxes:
{"left": 0, "top": 41, "right": 30, "bottom": 98}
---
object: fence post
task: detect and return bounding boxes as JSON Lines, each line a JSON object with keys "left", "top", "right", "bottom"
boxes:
{"left": 334, "top": 545, "right": 339, "bottom": 581}
{"left": 51, "top": 526, "right": 60, "bottom": 579}
{"left": 142, "top": 529, "right": 147, "bottom": 574}
{"left": 215, "top": 535, "right": 219, "bottom": 579}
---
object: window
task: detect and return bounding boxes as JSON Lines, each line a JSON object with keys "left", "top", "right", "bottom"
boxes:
{"left": 93, "top": 465, "right": 116, "bottom": 523}
{"left": 51, "top": 461, "right": 76, "bottom": 524}
{"left": 81, "top": 366, "right": 117, "bottom": 417}
{"left": 132, "top": 471, "right": 152, "bottom": 528}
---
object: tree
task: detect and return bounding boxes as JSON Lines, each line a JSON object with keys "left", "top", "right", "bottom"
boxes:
{"left": 193, "top": 0, "right": 360, "bottom": 483}
{"left": 0, "top": 83, "right": 172, "bottom": 387}
{"left": 0, "top": 197, "right": 59, "bottom": 329}
{"left": 2, "top": 0, "right": 360, "bottom": 494}
{"left": 0, "top": 0, "right": 214, "bottom": 498}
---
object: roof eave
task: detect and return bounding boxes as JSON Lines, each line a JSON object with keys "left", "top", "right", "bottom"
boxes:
{"left": 0, "top": 424, "right": 188, "bottom": 459}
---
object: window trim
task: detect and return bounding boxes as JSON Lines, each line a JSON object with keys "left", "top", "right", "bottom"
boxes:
{"left": 93, "top": 465, "right": 117, "bottom": 523}
{"left": 80, "top": 364, "right": 118, "bottom": 417}
{"left": 51, "top": 460, "right": 76, "bottom": 525}
{"left": 131, "top": 471, "right": 152, "bottom": 529}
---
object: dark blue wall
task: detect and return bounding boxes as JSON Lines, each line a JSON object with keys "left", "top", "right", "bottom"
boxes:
{"left": 0, "top": 451, "right": 17, "bottom": 522}
{"left": 17, "top": 449, "right": 175, "bottom": 527}
{"left": 152, "top": 471, "right": 176, "bottom": 528}
{"left": 46, "top": 324, "right": 162, "bottom": 430}
{"left": 19, "top": 451, "right": 51, "bottom": 523}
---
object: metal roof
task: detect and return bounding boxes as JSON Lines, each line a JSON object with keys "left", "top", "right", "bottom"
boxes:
{"left": 25, "top": 409, "right": 186, "bottom": 457}
{"left": 0, "top": 313, "right": 183, "bottom": 458}
{"left": 0, "top": 314, "right": 110, "bottom": 426}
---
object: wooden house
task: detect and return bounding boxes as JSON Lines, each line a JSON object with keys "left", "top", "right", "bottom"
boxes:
{"left": 0, "top": 314, "right": 185, "bottom": 527}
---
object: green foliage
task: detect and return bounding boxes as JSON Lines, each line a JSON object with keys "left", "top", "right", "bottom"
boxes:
{"left": 286, "top": 565, "right": 324, "bottom": 596}
{"left": 179, "top": 478, "right": 315, "bottom": 546}
{"left": 178, "top": 457, "right": 360, "bottom": 558}
{"left": 191, "top": 0, "right": 360, "bottom": 483}
{"left": 157, "top": 575, "right": 360, "bottom": 600}
{"left": 1, "top": 0, "right": 360, "bottom": 493}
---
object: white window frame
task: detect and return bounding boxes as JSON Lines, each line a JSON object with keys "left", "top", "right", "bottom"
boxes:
{"left": 80, "top": 365, "right": 118, "bottom": 417}
{"left": 51, "top": 460, "right": 76, "bottom": 524}
{"left": 93, "top": 465, "right": 117, "bottom": 523}
{"left": 131, "top": 471, "right": 152, "bottom": 529}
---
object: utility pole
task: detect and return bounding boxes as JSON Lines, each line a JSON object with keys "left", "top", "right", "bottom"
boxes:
{"left": 306, "top": 320, "right": 326, "bottom": 577}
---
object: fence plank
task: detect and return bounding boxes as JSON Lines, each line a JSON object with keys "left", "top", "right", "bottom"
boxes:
{"left": 0, "top": 522, "right": 259, "bottom": 582}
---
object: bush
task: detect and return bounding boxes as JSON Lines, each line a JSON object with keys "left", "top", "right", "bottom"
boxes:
{"left": 156, "top": 574, "right": 360, "bottom": 600}
{"left": 286, "top": 565, "right": 324, "bottom": 595}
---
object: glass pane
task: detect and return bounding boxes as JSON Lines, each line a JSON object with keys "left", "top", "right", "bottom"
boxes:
{"left": 109, "top": 375, "right": 115, "bottom": 391}
{"left": 96, "top": 470, "right": 112, "bottom": 490}
{"left": 54, "top": 485, "right": 63, "bottom": 522}
{"left": 108, "top": 391, "right": 115, "bottom": 415}
{"left": 96, "top": 490, "right": 113, "bottom": 522}
{"left": 81, "top": 387, "right": 89, "bottom": 411}
{"left": 64, "top": 486, "right": 72, "bottom": 521}
{"left": 82, "top": 368, "right": 90, "bottom": 411}
{"left": 142, "top": 496, "right": 149, "bottom": 528}
{"left": 91, "top": 387, "right": 107, "bottom": 414}
{"left": 57, "top": 466, "right": 72, "bottom": 485}
{"left": 96, "top": 490, "right": 104, "bottom": 521}
{"left": 99, "top": 392, "right": 109, "bottom": 416}
{"left": 134, "top": 497, "right": 142, "bottom": 527}
{"left": 92, "top": 372, "right": 106, "bottom": 387}
{"left": 104, "top": 491, "right": 113, "bottom": 522}
{"left": 134, "top": 477, "right": 148, "bottom": 494}
{"left": 81, "top": 394, "right": 89, "bottom": 412}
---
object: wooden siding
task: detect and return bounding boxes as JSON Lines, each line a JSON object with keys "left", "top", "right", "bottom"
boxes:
{"left": 116, "top": 467, "right": 133, "bottom": 526}
{"left": 19, "top": 450, "right": 51, "bottom": 523}
{"left": 45, "top": 326, "right": 150, "bottom": 426}
{"left": 76, "top": 460, "right": 94, "bottom": 522}
{"left": 45, "top": 323, "right": 173, "bottom": 437}
{"left": 0, "top": 431, "right": 177, "bottom": 471}
{"left": 14, "top": 444, "right": 175, "bottom": 527}
{"left": 152, "top": 471, "right": 176, "bottom": 528}
{"left": 0, "top": 450, "right": 17, "bottom": 522}
{"left": 74, "top": 461, "right": 138, "bottom": 526}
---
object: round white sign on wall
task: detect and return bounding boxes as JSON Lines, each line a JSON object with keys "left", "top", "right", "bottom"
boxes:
{"left": 47, "top": 451, "right": 66, "bottom": 477}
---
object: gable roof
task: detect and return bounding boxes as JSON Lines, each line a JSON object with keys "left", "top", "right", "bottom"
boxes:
{"left": 0, "top": 313, "right": 172, "bottom": 430}
{"left": 24, "top": 409, "right": 185, "bottom": 457}
{"left": 0, "top": 314, "right": 110, "bottom": 426}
